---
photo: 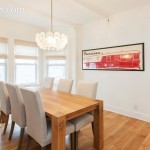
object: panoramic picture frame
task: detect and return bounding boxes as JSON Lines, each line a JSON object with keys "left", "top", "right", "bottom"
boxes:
{"left": 82, "top": 43, "right": 144, "bottom": 71}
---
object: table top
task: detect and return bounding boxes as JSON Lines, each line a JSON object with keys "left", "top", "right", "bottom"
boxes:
{"left": 38, "top": 88, "right": 102, "bottom": 120}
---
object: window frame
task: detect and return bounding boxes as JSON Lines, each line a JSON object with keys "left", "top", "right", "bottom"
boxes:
{"left": 14, "top": 60, "right": 38, "bottom": 86}
{"left": 0, "top": 59, "right": 7, "bottom": 82}
{"left": 0, "top": 37, "right": 8, "bottom": 82}
{"left": 47, "top": 60, "right": 66, "bottom": 78}
{"left": 14, "top": 40, "right": 39, "bottom": 86}
{"left": 46, "top": 56, "right": 67, "bottom": 85}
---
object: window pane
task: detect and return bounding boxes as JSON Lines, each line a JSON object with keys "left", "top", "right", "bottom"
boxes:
{"left": 47, "top": 59, "right": 66, "bottom": 80}
{"left": 48, "top": 60, "right": 65, "bottom": 65}
{"left": 16, "top": 65, "right": 36, "bottom": 84}
{"left": 0, "top": 59, "right": 6, "bottom": 63}
{"left": 48, "top": 65, "right": 65, "bottom": 79}
{"left": 48, "top": 65, "right": 65, "bottom": 85}
{"left": 0, "top": 43, "right": 7, "bottom": 54}
{"left": 0, "top": 65, "right": 6, "bottom": 81}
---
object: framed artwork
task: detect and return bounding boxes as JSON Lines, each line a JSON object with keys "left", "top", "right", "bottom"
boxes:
{"left": 82, "top": 43, "right": 144, "bottom": 71}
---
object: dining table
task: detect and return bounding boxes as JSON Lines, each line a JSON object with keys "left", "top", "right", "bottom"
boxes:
{"left": 1, "top": 88, "right": 104, "bottom": 150}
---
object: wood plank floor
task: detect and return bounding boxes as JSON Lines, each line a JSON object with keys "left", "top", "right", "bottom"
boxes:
{"left": 1, "top": 111, "right": 150, "bottom": 150}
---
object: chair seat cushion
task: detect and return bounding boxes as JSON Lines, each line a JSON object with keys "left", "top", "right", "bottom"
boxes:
{"left": 71, "top": 113, "right": 94, "bottom": 131}
{"left": 66, "top": 121, "right": 75, "bottom": 135}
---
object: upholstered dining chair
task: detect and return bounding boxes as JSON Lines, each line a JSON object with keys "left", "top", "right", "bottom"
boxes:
{"left": 71, "top": 80, "right": 98, "bottom": 150}
{"left": 0, "top": 81, "right": 11, "bottom": 135}
{"left": 42, "top": 77, "right": 54, "bottom": 89}
{"left": 6, "top": 83, "right": 26, "bottom": 150}
{"left": 20, "top": 88, "right": 75, "bottom": 150}
{"left": 57, "top": 79, "right": 73, "bottom": 93}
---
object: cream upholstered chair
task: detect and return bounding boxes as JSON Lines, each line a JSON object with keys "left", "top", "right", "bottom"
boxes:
{"left": 42, "top": 77, "right": 54, "bottom": 89}
{"left": 71, "top": 80, "right": 98, "bottom": 150}
{"left": 20, "top": 88, "right": 75, "bottom": 150}
{"left": 6, "top": 83, "right": 26, "bottom": 150}
{"left": 57, "top": 79, "right": 73, "bottom": 93}
{"left": 0, "top": 81, "right": 11, "bottom": 134}
{"left": 77, "top": 81, "right": 98, "bottom": 98}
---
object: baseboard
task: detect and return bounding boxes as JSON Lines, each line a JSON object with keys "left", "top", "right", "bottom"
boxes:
{"left": 104, "top": 104, "right": 150, "bottom": 122}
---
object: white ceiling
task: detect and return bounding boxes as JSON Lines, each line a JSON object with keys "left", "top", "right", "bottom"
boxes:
{"left": 0, "top": 0, "right": 150, "bottom": 27}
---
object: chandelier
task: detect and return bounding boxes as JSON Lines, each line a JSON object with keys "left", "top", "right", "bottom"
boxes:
{"left": 35, "top": 0, "right": 68, "bottom": 51}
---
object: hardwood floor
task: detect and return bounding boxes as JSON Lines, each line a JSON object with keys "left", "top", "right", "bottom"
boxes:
{"left": 1, "top": 111, "right": 150, "bottom": 150}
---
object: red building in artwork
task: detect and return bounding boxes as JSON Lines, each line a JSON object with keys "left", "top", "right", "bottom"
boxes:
{"left": 83, "top": 51, "right": 141, "bottom": 70}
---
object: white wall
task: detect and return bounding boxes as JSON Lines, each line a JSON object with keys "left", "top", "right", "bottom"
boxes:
{"left": 76, "top": 6, "right": 150, "bottom": 122}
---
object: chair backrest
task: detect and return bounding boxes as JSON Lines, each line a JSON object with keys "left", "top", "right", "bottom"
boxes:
{"left": 5, "top": 83, "right": 26, "bottom": 128}
{"left": 77, "top": 80, "right": 98, "bottom": 99}
{"left": 42, "top": 77, "right": 54, "bottom": 89}
{"left": 20, "top": 88, "right": 47, "bottom": 145}
{"left": 0, "top": 81, "right": 11, "bottom": 115}
{"left": 57, "top": 79, "right": 73, "bottom": 93}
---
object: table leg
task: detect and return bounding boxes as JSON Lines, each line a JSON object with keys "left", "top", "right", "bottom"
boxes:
{"left": 1, "top": 111, "right": 7, "bottom": 123}
{"left": 51, "top": 115, "right": 66, "bottom": 150}
{"left": 93, "top": 102, "right": 104, "bottom": 149}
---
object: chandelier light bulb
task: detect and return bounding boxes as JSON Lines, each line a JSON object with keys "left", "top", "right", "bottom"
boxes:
{"left": 36, "top": 32, "right": 68, "bottom": 51}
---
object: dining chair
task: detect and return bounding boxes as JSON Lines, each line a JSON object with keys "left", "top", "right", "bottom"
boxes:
{"left": 42, "top": 77, "right": 54, "bottom": 89}
{"left": 57, "top": 79, "right": 73, "bottom": 93}
{"left": 0, "top": 81, "right": 11, "bottom": 135}
{"left": 20, "top": 88, "right": 75, "bottom": 150}
{"left": 6, "top": 83, "right": 26, "bottom": 150}
{"left": 71, "top": 80, "right": 98, "bottom": 150}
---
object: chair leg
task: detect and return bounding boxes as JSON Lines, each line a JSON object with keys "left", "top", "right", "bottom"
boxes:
{"left": 17, "top": 128, "right": 25, "bottom": 150}
{"left": 25, "top": 134, "right": 31, "bottom": 150}
{"left": 92, "top": 122, "right": 94, "bottom": 135}
{"left": 74, "top": 131, "right": 79, "bottom": 150}
{"left": 70, "top": 133, "right": 75, "bottom": 150}
{"left": 41, "top": 146, "right": 47, "bottom": 150}
{"left": 9, "top": 121, "right": 15, "bottom": 141}
{"left": 3, "top": 115, "right": 9, "bottom": 135}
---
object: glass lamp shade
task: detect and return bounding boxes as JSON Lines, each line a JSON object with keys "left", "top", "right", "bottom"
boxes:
{"left": 36, "top": 32, "right": 68, "bottom": 50}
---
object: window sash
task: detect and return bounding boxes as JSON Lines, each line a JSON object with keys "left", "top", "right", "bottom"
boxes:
{"left": 15, "top": 63, "right": 38, "bottom": 85}
{"left": 47, "top": 60, "right": 66, "bottom": 78}
{"left": 46, "top": 55, "right": 67, "bottom": 82}
{"left": 14, "top": 40, "right": 39, "bottom": 85}
{"left": 0, "top": 38, "right": 8, "bottom": 80}
{"left": 0, "top": 61, "right": 7, "bottom": 82}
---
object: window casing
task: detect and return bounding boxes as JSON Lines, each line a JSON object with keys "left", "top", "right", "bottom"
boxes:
{"left": 15, "top": 40, "right": 39, "bottom": 85}
{"left": 0, "top": 38, "right": 8, "bottom": 82}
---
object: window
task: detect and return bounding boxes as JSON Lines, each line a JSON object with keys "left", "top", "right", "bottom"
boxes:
{"left": 0, "top": 38, "right": 8, "bottom": 82}
{"left": 47, "top": 56, "right": 66, "bottom": 84}
{"left": 15, "top": 40, "right": 38, "bottom": 85}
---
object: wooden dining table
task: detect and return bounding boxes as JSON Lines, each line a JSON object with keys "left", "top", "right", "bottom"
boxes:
{"left": 1, "top": 88, "right": 104, "bottom": 150}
